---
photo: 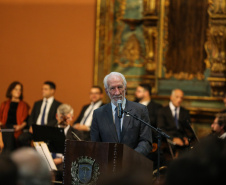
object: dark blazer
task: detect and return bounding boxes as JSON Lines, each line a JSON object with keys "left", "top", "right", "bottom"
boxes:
{"left": 28, "top": 99, "right": 61, "bottom": 127}
{"left": 91, "top": 99, "right": 152, "bottom": 156}
{"left": 65, "top": 126, "right": 83, "bottom": 141}
{"left": 147, "top": 100, "right": 162, "bottom": 128}
{"left": 74, "top": 102, "right": 105, "bottom": 123}
{"left": 157, "top": 105, "right": 192, "bottom": 139}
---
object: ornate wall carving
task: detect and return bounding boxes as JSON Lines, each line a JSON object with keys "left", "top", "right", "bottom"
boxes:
{"left": 205, "top": 0, "right": 226, "bottom": 97}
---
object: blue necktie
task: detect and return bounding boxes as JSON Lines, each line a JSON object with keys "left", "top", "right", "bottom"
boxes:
{"left": 174, "top": 107, "right": 179, "bottom": 129}
{"left": 41, "top": 100, "right": 48, "bottom": 125}
{"left": 115, "top": 107, "right": 121, "bottom": 142}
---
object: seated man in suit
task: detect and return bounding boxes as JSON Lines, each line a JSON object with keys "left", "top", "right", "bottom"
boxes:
{"left": 211, "top": 113, "right": 226, "bottom": 139}
{"left": 135, "top": 83, "right": 163, "bottom": 169}
{"left": 28, "top": 81, "right": 61, "bottom": 132}
{"left": 73, "top": 85, "right": 104, "bottom": 140}
{"left": 157, "top": 89, "right": 195, "bottom": 158}
{"left": 91, "top": 72, "right": 152, "bottom": 156}
{"left": 53, "top": 104, "right": 82, "bottom": 169}
{"left": 135, "top": 83, "right": 162, "bottom": 128}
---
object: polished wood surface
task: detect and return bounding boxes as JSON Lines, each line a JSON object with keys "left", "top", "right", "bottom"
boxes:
{"left": 63, "top": 140, "right": 153, "bottom": 185}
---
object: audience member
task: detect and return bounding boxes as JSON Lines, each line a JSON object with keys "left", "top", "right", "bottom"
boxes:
{"left": 157, "top": 89, "right": 195, "bottom": 159}
{"left": 164, "top": 135, "right": 226, "bottom": 185}
{"left": 0, "top": 154, "right": 18, "bottom": 185}
{"left": 54, "top": 103, "right": 82, "bottom": 169}
{"left": 28, "top": 81, "right": 61, "bottom": 132}
{"left": 135, "top": 83, "right": 162, "bottom": 128}
{"left": 91, "top": 72, "right": 152, "bottom": 156}
{"left": 11, "top": 147, "right": 52, "bottom": 185}
{"left": 135, "top": 83, "right": 163, "bottom": 169}
{"left": 73, "top": 85, "right": 104, "bottom": 140}
{"left": 211, "top": 113, "right": 226, "bottom": 139}
{"left": 0, "top": 81, "right": 30, "bottom": 153}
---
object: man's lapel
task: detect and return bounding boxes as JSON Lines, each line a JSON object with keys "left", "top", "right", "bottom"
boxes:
{"left": 166, "top": 106, "right": 175, "bottom": 123}
{"left": 105, "top": 103, "right": 118, "bottom": 142}
{"left": 121, "top": 100, "right": 132, "bottom": 141}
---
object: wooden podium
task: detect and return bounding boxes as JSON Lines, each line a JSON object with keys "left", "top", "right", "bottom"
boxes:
{"left": 63, "top": 140, "right": 153, "bottom": 185}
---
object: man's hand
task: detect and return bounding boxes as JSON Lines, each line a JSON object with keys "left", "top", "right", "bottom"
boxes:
{"left": 173, "top": 137, "right": 185, "bottom": 146}
{"left": 183, "top": 137, "right": 189, "bottom": 146}
{"left": 73, "top": 124, "right": 90, "bottom": 131}
{"left": 53, "top": 158, "right": 63, "bottom": 165}
{"left": 173, "top": 137, "right": 189, "bottom": 146}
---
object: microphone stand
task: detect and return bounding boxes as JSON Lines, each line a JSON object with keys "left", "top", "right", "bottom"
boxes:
{"left": 123, "top": 109, "right": 170, "bottom": 179}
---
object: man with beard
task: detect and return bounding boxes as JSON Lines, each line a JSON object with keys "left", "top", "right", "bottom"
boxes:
{"left": 90, "top": 72, "right": 152, "bottom": 156}
{"left": 211, "top": 113, "right": 226, "bottom": 139}
{"left": 135, "top": 84, "right": 163, "bottom": 169}
{"left": 135, "top": 83, "right": 162, "bottom": 129}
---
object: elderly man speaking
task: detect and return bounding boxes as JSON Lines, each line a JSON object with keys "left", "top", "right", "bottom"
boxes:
{"left": 90, "top": 72, "right": 152, "bottom": 156}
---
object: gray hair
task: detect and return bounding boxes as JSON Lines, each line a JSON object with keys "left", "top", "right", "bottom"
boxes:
{"left": 57, "top": 104, "right": 74, "bottom": 116}
{"left": 11, "top": 147, "right": 52, "bottom": 185}
{"left": 171, "top": 89, "right": 184, "bottom": 96}
{"left": 103, "top": 72, "right": 127, "bottom": 89}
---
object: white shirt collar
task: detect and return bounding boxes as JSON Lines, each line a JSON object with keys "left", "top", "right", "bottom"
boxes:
{"left": 219, "top": 132, "right": 226, "bottom": 139}
{"left": 64, "top": 124, "right": 70, "bottom": 136}
{"left": 169, "top": 101, "right": 180, "bottom": 117}
{"left": 43, "top": 96, "right": 54, "bottom": 103}
{"left": 139, "top": 100, "right": 150, "bottom": 106}
{"left": 91, "top": 100, "right": 102, "bottom": 107}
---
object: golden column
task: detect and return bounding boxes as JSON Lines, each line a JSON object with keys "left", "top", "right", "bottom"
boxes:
{"left": 205, "top": 0, "right": 226, "bottom": 96}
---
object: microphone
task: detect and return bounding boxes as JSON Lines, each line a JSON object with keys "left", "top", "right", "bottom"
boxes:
{"left": 117, "top": 100, "right": 123, "bottom": 118}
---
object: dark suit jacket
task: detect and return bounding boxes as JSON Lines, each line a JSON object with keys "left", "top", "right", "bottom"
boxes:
{"left": 90, "top": 99, "right": 152, "bottom": 156}
{"left": 74, "top": 102, "right": 105, "bottom": 123}
{"left": 56, "top": 126, "right": 82, "bottom": 172}
{"left": 65, "top": 126, "right": 83, "bottom": 141}
{"left": 157, "top": 105, "right": 192, "bottom": 140}
{"left": 28, "top": 99, "right": 61, "bottom": 127}
{"left": 147, "top": 100, "right": 162, "bottom": 128}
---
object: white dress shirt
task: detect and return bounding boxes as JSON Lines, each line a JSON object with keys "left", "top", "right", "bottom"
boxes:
{"left": 169, "top": 101, "right": 180, "bottom": 119}
{"left": 139, "top": 100, "right": 150, "bottom": 106}
{"left": 111, "top": 98, "right": 126, "bottom": 130}
{"left": 220, "top": 132, "right": 226, "bottom": 139}
{"left": 36, "top": 96, "right": 54, "bottom": 125}
{"left": 80, "top": 100, "right": 103, "bottom": 127}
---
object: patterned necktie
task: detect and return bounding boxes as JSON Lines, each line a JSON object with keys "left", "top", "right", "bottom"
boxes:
{"left": 41, "top": 100, "right": 48, "bottom": 125}
{"left": 174, "top": 107, "right": 179, "bottom": 129}
{"left": 115, "top": 107, "right": 121, "bottom": 142}
{"left": 82, "top": 104, "right": 94, "bottom": 125}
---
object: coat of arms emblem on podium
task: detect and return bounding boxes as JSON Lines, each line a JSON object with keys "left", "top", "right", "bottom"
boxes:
{"left": 71, "top": 156, "right": 100, "bottom": 185}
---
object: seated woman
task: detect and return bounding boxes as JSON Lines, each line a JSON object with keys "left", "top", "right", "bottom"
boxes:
{"left": 0, "top": 81, "right": 29, "bottom": 153}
